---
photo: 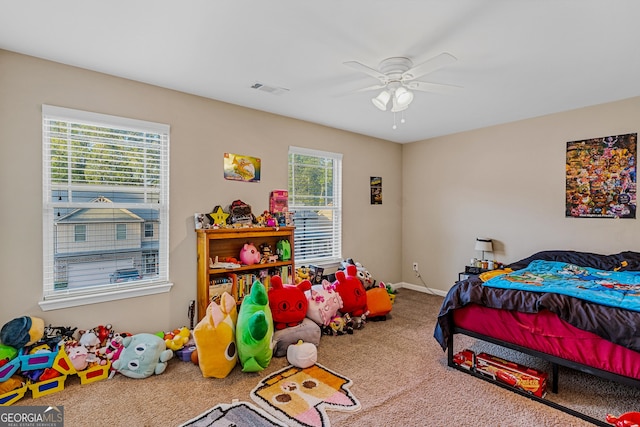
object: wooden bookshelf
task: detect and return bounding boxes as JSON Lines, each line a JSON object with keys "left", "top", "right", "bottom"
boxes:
{"left": 195, "top": 227, "right": 295, "bottom": 322}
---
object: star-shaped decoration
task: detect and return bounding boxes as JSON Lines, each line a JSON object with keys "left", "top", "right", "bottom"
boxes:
{"left": 209, "top": 205, "right": 229, "bottom": 226}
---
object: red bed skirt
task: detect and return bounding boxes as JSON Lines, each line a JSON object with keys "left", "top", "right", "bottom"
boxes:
{"left": 453, "top": 304, "right": 640, "bottom": 380}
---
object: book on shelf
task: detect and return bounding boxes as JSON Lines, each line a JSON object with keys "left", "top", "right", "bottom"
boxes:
{"left": 228, "top": 265, "right": 294, "bottom": 303}
{"left": 209, "top": 275, "right": 234, "bottom": 304}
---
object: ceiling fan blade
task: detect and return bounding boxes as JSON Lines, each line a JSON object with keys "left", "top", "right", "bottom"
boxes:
{"left": 401, "top": 52, "right": 457, "bottom": 81}
{"left": 343, "top": 61, "right": 387, "bottom": 83}
{"left": 406, "top": 80, "right": 462, "bottom": 94}
{"left": 354, "top": 83, "right": 386, "bottom": 93}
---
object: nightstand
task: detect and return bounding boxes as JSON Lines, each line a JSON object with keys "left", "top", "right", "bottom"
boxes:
{"left": 459, "top": 266, "right": 490, "bottom": 281}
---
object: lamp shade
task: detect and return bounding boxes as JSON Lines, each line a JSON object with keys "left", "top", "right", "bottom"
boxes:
{"left": 371, "top": 90, "right": 391, "bottom": 111}
{"left": 474, "top": 238, "right": 493, "bottom": 252}
{"left": 394, "top": 86, "right": 414, "bottom": 108}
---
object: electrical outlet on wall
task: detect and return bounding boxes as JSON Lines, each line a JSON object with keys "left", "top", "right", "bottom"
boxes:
{"left": 412, "top": 262, "right": 419, "bottom": 272}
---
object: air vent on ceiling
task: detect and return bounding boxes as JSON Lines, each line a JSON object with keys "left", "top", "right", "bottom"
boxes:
{"left": 251, "top": 82, "right": 289, "bottom": 95}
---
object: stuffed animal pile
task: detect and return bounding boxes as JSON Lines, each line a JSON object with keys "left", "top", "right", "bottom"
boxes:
{"left": 0, "top": 258, "right": 395, "bottom": 406}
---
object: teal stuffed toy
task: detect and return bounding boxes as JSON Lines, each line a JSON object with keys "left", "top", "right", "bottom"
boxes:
{"left": 112, "top": 333, "right": 173, "bottom": 379}
{"left": 236, "top": 281, "right": 274, "bottom": 372}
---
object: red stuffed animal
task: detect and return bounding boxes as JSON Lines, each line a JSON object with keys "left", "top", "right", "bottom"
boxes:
{"left": 334, "top": 265, "right": 368, "bottom": 318}
{"left": 268, "top": 275, "right": 312, "bottom": 330}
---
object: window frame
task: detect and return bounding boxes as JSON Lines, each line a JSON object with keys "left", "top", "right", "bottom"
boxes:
{"left": 288, "top": 146, "right": 342, "bottom": 266}
{"left": 40, "top": 105, "right": 172, "bottom": 311}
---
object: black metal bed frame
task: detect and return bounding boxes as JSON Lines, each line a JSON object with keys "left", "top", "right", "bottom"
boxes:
{"left": 446, "top": 312, "right": 640, "bottom": 426}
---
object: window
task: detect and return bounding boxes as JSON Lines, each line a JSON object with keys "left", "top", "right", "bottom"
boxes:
{"left": 116, "top": 224, "right": 127, "bottom": 240}
{"left": 288, "top": 146, "right": 342, "bottom": 265}
{"left": 42, "top": 105, "right": 171, "bottom": 310}
{"left": 74, "top": 225, "right": 86, "bottom": 242}
{"left": 144, "top": 223, "right": 154, "bottom": 238}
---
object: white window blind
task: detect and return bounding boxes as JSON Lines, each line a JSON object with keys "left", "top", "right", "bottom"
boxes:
{"left": 42, "top": 105, "right": 170, "bottom": 306}
{"left": 288, "top": 146, "right": 342, "bottom": 265}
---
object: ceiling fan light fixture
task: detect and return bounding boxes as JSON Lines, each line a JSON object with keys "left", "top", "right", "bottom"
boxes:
{"left": 391, "top": 93, "right": 409, "bottom": 113}
{"left": 394, "top": 86, "right": 414, "bottom": 108}
{"left": 371, "top": 90, "right": 391, "bottom": 111}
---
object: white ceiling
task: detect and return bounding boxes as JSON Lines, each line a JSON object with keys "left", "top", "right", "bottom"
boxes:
{"left": 2, "top": 1, "right": 640, "bottom": 143}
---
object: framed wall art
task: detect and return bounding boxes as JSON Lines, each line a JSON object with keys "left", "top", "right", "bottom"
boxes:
{"left": 224, "top": 153, "right": 261, "bottom": 182}
{"left": 566, "top": 133, "right": 636, "bottom": 218}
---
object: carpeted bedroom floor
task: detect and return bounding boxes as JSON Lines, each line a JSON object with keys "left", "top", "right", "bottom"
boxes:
{"left": 10, "top": 289, "right": 639, "bottom": 426}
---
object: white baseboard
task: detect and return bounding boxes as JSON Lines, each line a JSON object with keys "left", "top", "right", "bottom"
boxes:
{"left": 393, "top": 281, "right": 447, "bottom": 297}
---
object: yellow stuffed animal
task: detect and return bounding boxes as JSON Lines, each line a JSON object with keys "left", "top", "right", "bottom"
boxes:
{"left": 193, "top": 292, "right": 238, "bottom": 378}
{"left": 295, "top": 266, "right": 310, "bottom": 284}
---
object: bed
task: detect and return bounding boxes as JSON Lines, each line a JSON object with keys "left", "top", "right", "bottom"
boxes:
{"left": 434, "top": 250, "right": 640, "bottom": 424}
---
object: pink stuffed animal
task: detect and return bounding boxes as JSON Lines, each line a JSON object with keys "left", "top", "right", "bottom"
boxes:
{"left": 239, "top": 243, "right": 261, "bottom": 265}
{"left": 306, "top": 280, "right": 344, "bottom": 326}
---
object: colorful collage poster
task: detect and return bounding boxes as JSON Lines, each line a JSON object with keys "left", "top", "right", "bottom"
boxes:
{"left": 566, "top": 133, "right": 636, "bottom": 218}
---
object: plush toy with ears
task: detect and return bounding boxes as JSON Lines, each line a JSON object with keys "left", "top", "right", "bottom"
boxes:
{"left": 306, "top": 280, "right": 344, "bottom": 327}
{"left": 333, "top": 265, "right": 368, "bottom": 318}
{"left": 193, "top": 292, "right": 238, "bottom": 379}
{"left": 268, "top": 275, "right": 312, "bottom": 330}
{"left": 112, "top": 333, "right": 173, "bottom": 379}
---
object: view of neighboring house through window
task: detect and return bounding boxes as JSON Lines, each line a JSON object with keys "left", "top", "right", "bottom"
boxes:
{"left": 74, "top": 224, "right": 86, "bottom": 242}
{"left": 42, "top": 105, "right": 169, "bottom": 305}
{"left": 288, "top": 146, "right": 342, "bottom": 265}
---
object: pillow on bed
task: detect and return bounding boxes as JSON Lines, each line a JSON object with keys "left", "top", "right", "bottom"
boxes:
{"left": 507, "top": 250, "right": 640, "bottom": 272}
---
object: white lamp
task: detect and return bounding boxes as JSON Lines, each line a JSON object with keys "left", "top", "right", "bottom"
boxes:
{"left": 394, "top": 86, "right": 414, "bottom": 108}
{"left": 371, "top": 90, "right": 391, "bottom": 111}
{"left": 474, "top": 237, "right": 493, "bottom": 260}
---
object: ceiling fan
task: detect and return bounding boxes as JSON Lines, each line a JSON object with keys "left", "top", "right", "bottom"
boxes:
{"left": 343, "top": 52, "right": 459, "bottom": 114}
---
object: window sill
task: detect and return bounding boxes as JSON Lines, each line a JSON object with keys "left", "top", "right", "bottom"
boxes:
{"left": 39, "top": 282, "right": 173, "bottom": 311}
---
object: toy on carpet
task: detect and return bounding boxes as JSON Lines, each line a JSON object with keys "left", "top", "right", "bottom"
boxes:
{"left": 306, "top": 280, "right": 344, "bottom": 327}
{"left": 236, "top": 281, "right": 274, "bottom": 372}
{"left": 322, "top": 314, "right": 354, "bottom": 336}
{"left": 286, "top": 340, "right": 317, "bottom": 369}
{"left": 111, "top": 333, "right": 173, "bottom": 379}
{"left": 163, "top": 327, "right": 191, "bottom": 351}
{"left": 77, "top": 329, "right": 102, "bottom": 364}
{"left": 0, "top": 316, "right": 45, "bottom": 348}
{"left": 333, "top": 265, "right": 369, "bottom": 328}
{"left": 97, "top": 332, "right": 129, "bottom": 362}
{"left": 0, "top": 375, "right": 24, "bottom": 395}
{"left": 272, "top": 318, "right": 321, "bottom": 357}
{"left": 268, "top": 275, "right": 312, "bottom": 330}
{"left": 239, "top": 242, "right": 261, "bottom": 266}
{"left": 366, "top": 283, "right": 393, "bottom": 321}
{"left": 606, "top": 412, "right": 640, "bottom": 426}
{"left": 66, "top": 344, "right": 89, "bottom": 371}
{"left": 0, "top": 344, "right": 18, "bottom": 364}
{"left": 193, "top": 292, "right": 238, "bottom": 379}
{"left": 340, "top": 258, "right": 377, "bottom": 290}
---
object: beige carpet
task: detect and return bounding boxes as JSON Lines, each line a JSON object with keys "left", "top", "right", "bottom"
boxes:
{"left": 10, "top": 289, "right": 640, "bottom": 426}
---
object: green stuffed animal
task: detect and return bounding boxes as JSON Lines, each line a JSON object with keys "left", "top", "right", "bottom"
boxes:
{"left": 236, "top": 281, "right": 273, "bottom": 372}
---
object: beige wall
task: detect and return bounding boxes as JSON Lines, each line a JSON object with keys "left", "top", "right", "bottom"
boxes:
{"left": 402, "top": 96, "right": 640, "bottom": 293}
{"left": 0, "top": 50, "right": 402, "bottom": 332}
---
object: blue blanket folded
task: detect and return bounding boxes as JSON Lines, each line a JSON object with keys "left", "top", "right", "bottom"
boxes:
{"left": 483, "top": 260, "right": 640, "bottom": 312}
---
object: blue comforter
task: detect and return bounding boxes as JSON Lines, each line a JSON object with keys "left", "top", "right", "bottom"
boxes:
{"left": 483, "top": 260, "right": 640, "bottom": 312}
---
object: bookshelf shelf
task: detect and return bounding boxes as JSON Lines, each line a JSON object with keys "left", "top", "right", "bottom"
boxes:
{"left": 195, "top": 227, "right": 295, "bottom": 322}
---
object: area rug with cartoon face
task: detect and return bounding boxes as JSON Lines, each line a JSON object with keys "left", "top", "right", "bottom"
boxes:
{"left": 179, "top": 400, "right": 289, "bottom": 427}
{"left": 250, "top": 364, "right": 361, "bottom": 427}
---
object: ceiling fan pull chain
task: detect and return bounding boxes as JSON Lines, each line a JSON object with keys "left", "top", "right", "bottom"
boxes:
{"left": 392, "top": 112, "right": 397, "bottom": 130}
